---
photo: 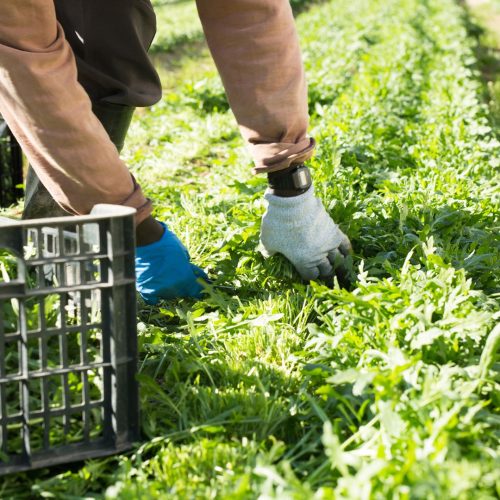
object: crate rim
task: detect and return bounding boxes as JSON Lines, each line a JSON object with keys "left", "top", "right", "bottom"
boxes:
{"left": 0, "top": 204, "right": 136, "bottom": 229}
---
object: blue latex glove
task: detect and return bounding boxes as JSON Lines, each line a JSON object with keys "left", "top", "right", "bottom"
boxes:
{"left": 135, "top": 222, "right": 208, "bottom": 304}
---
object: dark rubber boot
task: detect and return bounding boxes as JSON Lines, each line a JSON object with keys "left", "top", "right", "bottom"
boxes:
{"left": 22, "top": 102, "right": 135, "bottom": 220}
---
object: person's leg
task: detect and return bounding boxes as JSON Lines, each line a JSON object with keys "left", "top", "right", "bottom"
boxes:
{"left": 23, "top": 102, "right": 136, "bottom": 219}
{"left": 23, "top": 0, "right": 162, "bottom": 219}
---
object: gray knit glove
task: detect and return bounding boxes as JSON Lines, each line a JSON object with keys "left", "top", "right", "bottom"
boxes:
{"left": 259, "top": 186, "right": 352, "bottom": 281}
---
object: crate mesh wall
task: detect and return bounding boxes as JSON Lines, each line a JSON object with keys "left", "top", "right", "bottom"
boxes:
{"left": 0, "top": 206, "right": 138, "bottom": 475}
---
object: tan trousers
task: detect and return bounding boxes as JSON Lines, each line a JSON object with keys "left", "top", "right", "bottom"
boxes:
{"left": 0, "top": 0, "right": 313, "bottom": 221}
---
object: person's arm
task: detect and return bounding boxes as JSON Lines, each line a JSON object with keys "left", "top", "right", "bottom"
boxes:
{"left": 0, "top": 0, "right": 207, "bottom": 302}
{"left": 0, "top": 0, "right": 152, "bottom": 222}
{"left": 196, "top": 0, "right": 315, "bottom": 174}
{"left": 197, "top": 0, "right": 352, "bottom": 281}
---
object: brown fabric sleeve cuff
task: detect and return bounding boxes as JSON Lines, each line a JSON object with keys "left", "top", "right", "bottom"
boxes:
{"left": 251, "top": 137, "right": 316, "bottom": 174}
{"left": 120, "top": 175, "right": 153, "bottom": 225}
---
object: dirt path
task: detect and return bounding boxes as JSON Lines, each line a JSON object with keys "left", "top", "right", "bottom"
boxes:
{"left": 465, "top": 0, "right": 500, "bottom": 44}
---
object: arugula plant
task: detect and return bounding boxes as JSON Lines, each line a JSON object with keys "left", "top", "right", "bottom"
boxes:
{"left": 0, "top": 0, "right": 498, "bottom": 498}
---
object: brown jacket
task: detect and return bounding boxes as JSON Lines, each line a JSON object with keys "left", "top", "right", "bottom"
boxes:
{"left": 0, "top": 0, "right": 314, "bottom": 222}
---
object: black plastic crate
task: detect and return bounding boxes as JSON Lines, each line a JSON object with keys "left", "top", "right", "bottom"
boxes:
{"left": 0, "top": 205, "right": 139, "bottom": 475}
{"left": 0, "top": 117, "right": 23, "bottom": 208}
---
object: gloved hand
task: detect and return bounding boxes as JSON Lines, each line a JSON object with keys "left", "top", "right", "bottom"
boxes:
{"left": 259, "top": 186, "right": 352, "bottom": 281}
{"left": 135, "top": 222, "right": 208, "bottom": 304}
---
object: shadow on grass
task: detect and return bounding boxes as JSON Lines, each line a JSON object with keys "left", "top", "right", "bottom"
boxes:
{"left": 135, "top": 325, "right": 372, "bottom": 476}
{"left": 346, "top": 192, "right": 499, "bottom": 292}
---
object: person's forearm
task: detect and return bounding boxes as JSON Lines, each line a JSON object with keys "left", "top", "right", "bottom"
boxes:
{"left": 0, "top": 0, "right": 152, "bottom": 223}
{"left": 196, "top": 0, "right": 315, "bottom": 174}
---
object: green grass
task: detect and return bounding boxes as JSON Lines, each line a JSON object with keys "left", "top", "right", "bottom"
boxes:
{"left": 1, "top": 0, "right": 499, "bottom": 497}
{"left": 149, "top": 0, "right": 203, "bottom": 54}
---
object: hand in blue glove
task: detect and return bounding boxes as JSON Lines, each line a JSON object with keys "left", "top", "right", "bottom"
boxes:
{"left": 135, "top": 222, "right": 208, "bottom": 304}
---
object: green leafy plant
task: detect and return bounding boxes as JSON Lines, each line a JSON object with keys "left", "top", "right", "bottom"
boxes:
{"left": 1, "top": 0, "right": 498, "bottom": 498}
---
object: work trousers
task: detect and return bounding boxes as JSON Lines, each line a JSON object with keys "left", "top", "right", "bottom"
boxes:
{"left": 0, "top": 0, "right": 313, "bottom": 220}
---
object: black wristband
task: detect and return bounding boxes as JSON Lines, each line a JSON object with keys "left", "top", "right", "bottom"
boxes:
{"left": 267, "top": 164, "right": 312, "bottom": 197}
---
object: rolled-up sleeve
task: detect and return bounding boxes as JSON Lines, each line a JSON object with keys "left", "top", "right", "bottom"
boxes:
{"left": 196, "top": 0, "right": 315, "bottom": 174}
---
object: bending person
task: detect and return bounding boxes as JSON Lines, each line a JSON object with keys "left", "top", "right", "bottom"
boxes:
{"left": 0, "top": 0, "right": 351, "bottom": 303}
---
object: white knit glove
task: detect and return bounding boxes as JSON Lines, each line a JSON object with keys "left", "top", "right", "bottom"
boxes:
{"left": 259, "top": 186, "right": 352, "bottom": 281}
